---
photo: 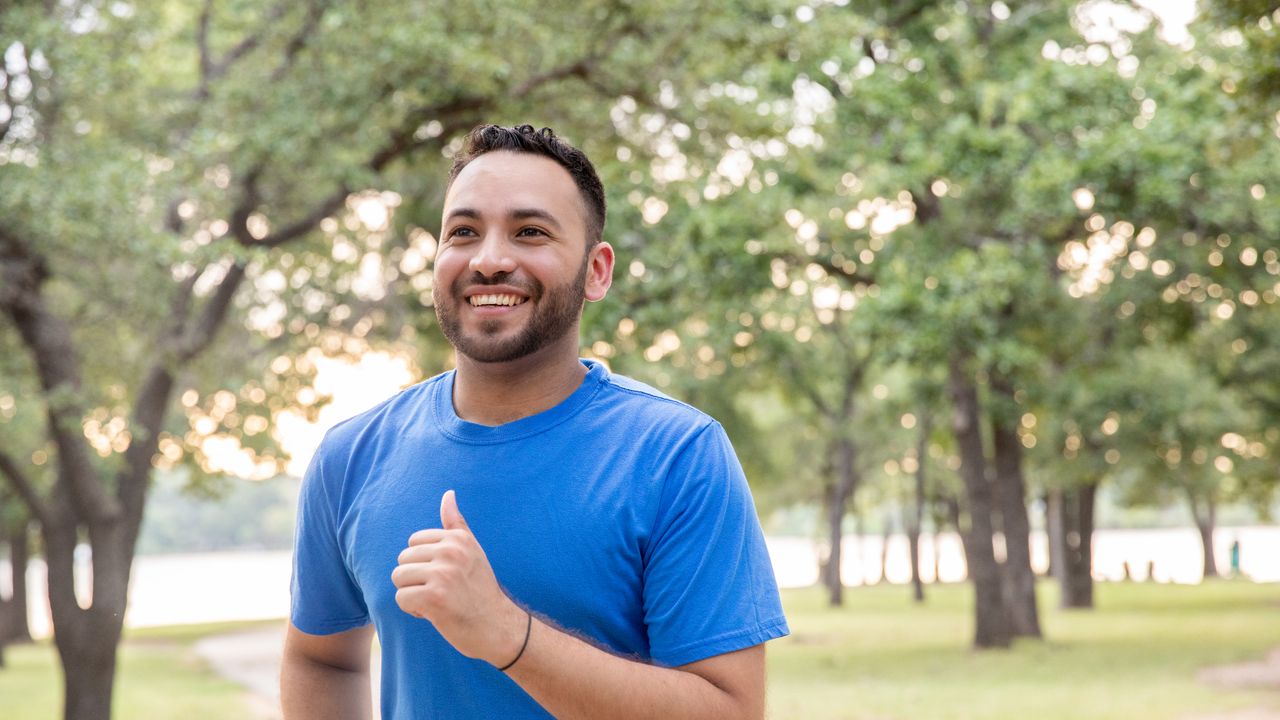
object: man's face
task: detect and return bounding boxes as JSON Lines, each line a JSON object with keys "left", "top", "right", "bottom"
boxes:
{"left": 432, "top": 151, "right": 610, "bottom": 364}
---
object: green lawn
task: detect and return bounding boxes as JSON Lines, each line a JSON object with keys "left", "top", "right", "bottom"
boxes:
{"left": 0, "top": 620, "right": 276, "bottom": 720}
{"left": 769, "top": 580, "right": 1280, "bottom": 720}
{"left": 1, "top": 582, "right": 1277, "bottom": 719}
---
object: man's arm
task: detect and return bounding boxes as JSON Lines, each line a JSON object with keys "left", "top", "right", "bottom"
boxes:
{"left": 391, "top": 490, "right": 768, "bottom": 720}
{"left": 280, "top": 622, "right": 375, "bottom": 720}
{"left": 505, "top": 618, "right": 765, "bottom": 720}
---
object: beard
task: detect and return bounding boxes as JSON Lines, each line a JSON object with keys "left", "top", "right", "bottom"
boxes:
{"left": 433, "top": 257, "right": 588, "bottom": 364}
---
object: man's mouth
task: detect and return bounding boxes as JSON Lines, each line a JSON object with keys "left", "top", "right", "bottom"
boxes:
{"left": 467, "top": 293, "right": 528, "bottom": 307}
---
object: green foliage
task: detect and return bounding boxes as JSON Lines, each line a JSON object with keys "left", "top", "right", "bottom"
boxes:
{"left": 0, "top": 0, "right": 1276, "bottom": 661}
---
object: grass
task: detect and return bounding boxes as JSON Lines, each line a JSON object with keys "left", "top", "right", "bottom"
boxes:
{"left": 768, "top": 579, "right": 1280, "bottom": 720}
{"left": 0, "top": 582, "right": 1276, "bottom": 719}
{"left": 0, "top": 619, "right": 278, "bottom": 720}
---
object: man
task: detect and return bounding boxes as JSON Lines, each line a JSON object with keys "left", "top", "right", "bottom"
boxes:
{"left": 282, "top": 124, "right": 788, "bottom": 719}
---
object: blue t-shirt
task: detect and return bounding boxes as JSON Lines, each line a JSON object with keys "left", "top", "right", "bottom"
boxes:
{"left": 291, "top": 360, "right": 789, "bottom": 719}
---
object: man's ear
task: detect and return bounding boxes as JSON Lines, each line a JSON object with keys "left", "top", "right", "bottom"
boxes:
{"left": 584, "top": 242, "right": 615, "bottom": 302}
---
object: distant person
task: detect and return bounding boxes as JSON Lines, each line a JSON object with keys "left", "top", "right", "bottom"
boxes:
{"left": 281, "top": 124, "right": 789, "bottom": 719}
{"left": 1230, "top": 538, "right": 1241, "bottom": 578}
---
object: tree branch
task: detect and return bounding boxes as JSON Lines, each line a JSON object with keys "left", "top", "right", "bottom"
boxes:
{"left": 270, "top": 0, "right": 329, "bottom": 82}
{"left": 166, "top": 267, "right": 201, "bottom": 335}
{"left": 252, "top": 188, "right": 349, "bottom": 249}
{"left": 247, "top": 101, "right": 483, "bottom": 250}
{"left": 784, "top": 356, "right": 834, "bottom": 418}
{"left": 0, "top": 450, "right": 52, "bottom": 527}
{"left": 228, "top": 163, "right": 264, "bottom": 246}
{"left": 117, "top": 363, "right": 174, "bottom": 527}
{"left": 242, "top": 49, "right": 613, "bottom": 251}
{"left": 115, "top": 261, "right": 246, "bottom": 522}
{"left": 196, "top": 0, "right": 214, "bottom": 99}
{"left": 195, "top": 0, "right": 289, "bottom": 99}
{"left": 207, "top": 1, "right": 289, "bottom": 83}
{"left": 0, "top": 229, "right": 121, "bottom": 524}
{"left": 175, "top": 261, "right": 248, "bottom": 361}
{"left": 510, "top": 58, "right": 595, "bottom": 98}
{"left": 839, "top": 356, "right": 865, "bottom": 420}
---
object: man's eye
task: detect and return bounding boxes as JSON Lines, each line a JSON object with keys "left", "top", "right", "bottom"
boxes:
{"left": 516, "top": 227, "right": 547, "bottom": 238}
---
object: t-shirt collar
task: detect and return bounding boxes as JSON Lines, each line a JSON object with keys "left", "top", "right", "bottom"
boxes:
{"left": 433, "top": 359, "right": 609, "bottom": 443}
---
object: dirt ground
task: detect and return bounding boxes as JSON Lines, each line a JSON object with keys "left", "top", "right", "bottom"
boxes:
{"left": 1192, "top": 649, "right": 1280, "bottom": 720}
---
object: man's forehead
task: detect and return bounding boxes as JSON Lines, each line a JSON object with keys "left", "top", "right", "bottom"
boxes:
{"left": 448, "top": 152, "right": 574, "bottom": 198}
{"left": 443, "top": 151, "right": 586, "bottom": 225}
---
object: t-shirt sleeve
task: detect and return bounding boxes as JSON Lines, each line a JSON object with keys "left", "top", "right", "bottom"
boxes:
{"left": 642, "top": 422, "right": 790, "bottom": 666}
{"left": 290, "top": 443, "right": 370, "bottom": 634}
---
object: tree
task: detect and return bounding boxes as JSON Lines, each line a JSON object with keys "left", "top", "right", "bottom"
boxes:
{"left": 771, "top": 0, "right": 1153, "bottom": 646}
{"left": 0, "top": 495, "right": 33, "bottom": 646}
{"left": 1058, "top": 6, "right": 1280, "bottom": 583}
{"left": 0, "top": 1, "right": 793, "bottom": 717}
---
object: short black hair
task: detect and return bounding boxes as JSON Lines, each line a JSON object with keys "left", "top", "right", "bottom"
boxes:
{"left": 447, "top": 124, "right": 607, "bottom": 245}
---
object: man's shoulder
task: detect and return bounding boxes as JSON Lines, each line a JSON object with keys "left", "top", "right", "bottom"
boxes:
{"left": 597, "top": 370, "right": 716, "bottom": 432}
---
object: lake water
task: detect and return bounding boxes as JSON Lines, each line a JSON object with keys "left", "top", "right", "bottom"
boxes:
{"left": 3, "top": 526, "right": 1277, "bottom": 639}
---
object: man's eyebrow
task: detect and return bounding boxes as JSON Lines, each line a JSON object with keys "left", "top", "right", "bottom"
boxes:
{"left": 443, "top": 207, "right": 563, "bottom": 229}
{"left": 444, "top": 208, "right": 481, "bottom": 223}
{"left": 509, "top": 208, "right": 563, "bottom": 229}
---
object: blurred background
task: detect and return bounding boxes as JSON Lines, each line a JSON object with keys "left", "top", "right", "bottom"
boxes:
{"left": 1, "top": 0, "right": 1278, "bottom": 718}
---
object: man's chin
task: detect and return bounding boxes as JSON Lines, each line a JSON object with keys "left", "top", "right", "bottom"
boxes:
{"left": 454, "top": 335, "right": 541, "bottom": 364}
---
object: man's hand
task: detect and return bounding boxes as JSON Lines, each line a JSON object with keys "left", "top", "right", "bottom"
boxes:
{"left": 390, "top": 490, "right": 768, "bottom": 719}
{"left": 391, "top": 490, "right": 526, "bottom": 667}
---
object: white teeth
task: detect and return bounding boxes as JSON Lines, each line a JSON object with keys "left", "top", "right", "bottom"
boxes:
{"left": 468, "top": 293, "right": 526, "bottom": 307}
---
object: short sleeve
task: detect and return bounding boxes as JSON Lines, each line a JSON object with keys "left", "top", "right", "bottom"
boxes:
{"left": 642, "top": 422, "right": 790, "bottom": 666}
{"left": 290, "top": 444, "right": 370, "bottom": 634}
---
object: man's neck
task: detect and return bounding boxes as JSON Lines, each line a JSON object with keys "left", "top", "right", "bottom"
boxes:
{"left": 451, "top": 338, "right": 588, "bottom": 427}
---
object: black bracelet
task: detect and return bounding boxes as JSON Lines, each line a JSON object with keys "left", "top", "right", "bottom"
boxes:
{"left": 497, "top": 611, "right": 532, "bottom": 672}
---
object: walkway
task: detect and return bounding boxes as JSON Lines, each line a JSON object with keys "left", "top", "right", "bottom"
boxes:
{"left": 192, "top": 623, "right": 381, "bottom": 719}
{"left": 1193, "top": 649, "right": 1280, "bottom": 720}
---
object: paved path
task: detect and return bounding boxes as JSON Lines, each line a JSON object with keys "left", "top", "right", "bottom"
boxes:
{"left": 193, "top": 623, "right": 381, "bottom": 719}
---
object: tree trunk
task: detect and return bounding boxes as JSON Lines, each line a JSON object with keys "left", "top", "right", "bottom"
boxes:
{"left": 990, "top": 383, "right": 1042, "bottom": 639}
{"left": 818, "top": 480, "right": 837, "bottom": 595}
{"left": 1043, "top": 490, "right": 1059, "bottom": 579}
{"left": 947, "top": 353, "right": 1011, "bottom": 649}
{"left": 41, "top": 500, "right": 132, "bottom": 720}
{"left": 59, "top": 635, "right": 120, "bottom": 720}
{"left": 875, "top": 514, "right": 892, "bottom": 585}
{"left": 907, "top": 522, "right": 924, "bottom": 600}
{"left": 824, "top": 437, "right": 859, "bottom": 607}
{"left": 1188, "top": 491, "right": 1219, "bottom": 579}
{"left": 907, "top": 411, "right": 930, "bottom": 602}
{"left": 937, "top": 493, "right": 962, "bottom": 582}
{"left": 1, "top": 521, "right": 33, "bottom": 643}
{"left": 1055, "top": 483, "right": 1096, "bottom": 609}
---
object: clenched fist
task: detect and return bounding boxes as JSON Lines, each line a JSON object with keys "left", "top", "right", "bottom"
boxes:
{"left": 391, "top": 490, "right": 527, "bottom": 667}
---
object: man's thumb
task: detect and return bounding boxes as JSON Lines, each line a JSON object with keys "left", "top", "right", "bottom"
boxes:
{"left": 440, "top": 489, "right": 469, "bottom": 531}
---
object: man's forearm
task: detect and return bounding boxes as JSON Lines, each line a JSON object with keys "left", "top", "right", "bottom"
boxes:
{"left": 280, "top": 656, "right": 373, "bottom": 720}
{"left": 505, "top": 617, "right": 761, "bottom": 720}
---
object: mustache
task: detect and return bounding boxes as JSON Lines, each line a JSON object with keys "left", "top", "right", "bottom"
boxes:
{"left": 451, "top": 271, "right": 540, "bottom": 295}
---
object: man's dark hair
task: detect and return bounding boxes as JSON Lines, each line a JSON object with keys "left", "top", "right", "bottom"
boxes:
{"left": 448, "top": 124, "right": 607, "bottom": 245}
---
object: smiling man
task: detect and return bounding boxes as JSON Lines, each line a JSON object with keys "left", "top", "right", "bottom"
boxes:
{"left": 281, "top": 124, "right": 789, "bottom": 719}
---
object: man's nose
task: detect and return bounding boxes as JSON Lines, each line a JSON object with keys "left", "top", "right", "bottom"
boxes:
{"left": 468, "top": 232, "right": 517, "bottom": 277}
